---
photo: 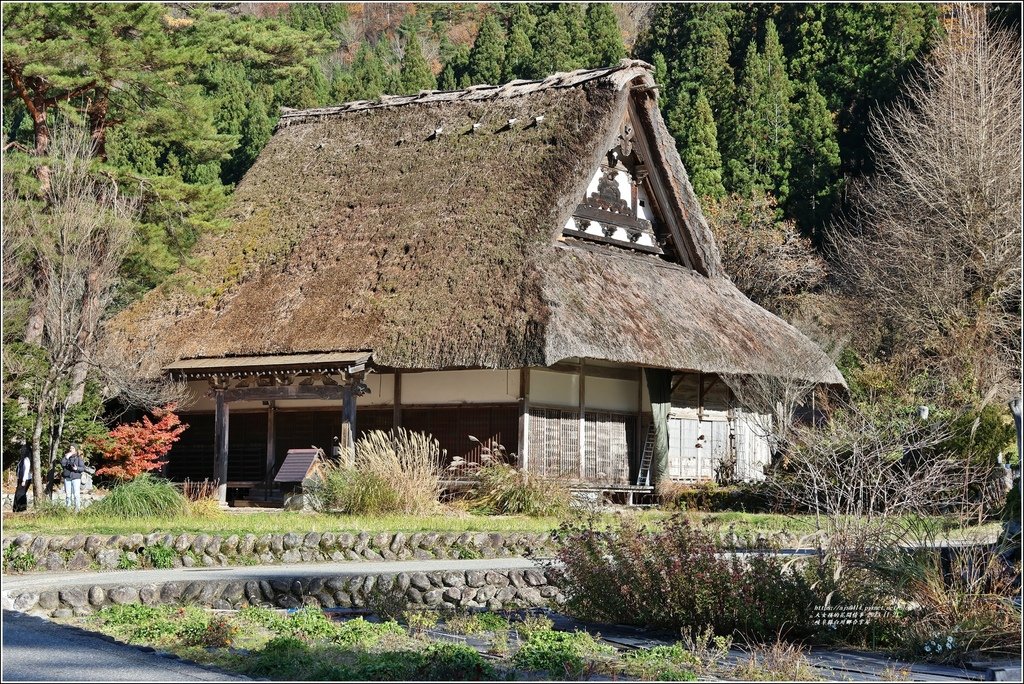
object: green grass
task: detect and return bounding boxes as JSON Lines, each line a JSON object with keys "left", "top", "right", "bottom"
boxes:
{"left": 4, "top": 506, "right": 998, "bottom": 547}
{"left": 3, "top": 509, "right": 576, "bottom": 536}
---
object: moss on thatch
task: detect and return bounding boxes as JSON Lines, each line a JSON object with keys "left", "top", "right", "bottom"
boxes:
{"left": 106, "top": 61, "right": 842, "bottom": 385}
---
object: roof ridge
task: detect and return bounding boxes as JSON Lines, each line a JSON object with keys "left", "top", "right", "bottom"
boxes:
{"left": 277, "top": 59, "right": 653, "bottom": 126}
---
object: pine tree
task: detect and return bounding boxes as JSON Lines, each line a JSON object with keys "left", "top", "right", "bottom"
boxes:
{"left": 467, "top": 14, "right": 505, "bottom": 84}
{"left": 586, "top": 3, "right": 626, "bottom": 67}
{"left": 503, "top": 4, "right": 536, "bottom": 80}
{"left": 532, "top": 9, "right": 573, "bottom": 75}
{"left": 681, "top": 90, "right": 726, "bottom": 200}
{"left": 399, "top": 33, "right": 437, "bottom": 94}
{"left": 790, "top": 79, "right": 840, "bottom": 233}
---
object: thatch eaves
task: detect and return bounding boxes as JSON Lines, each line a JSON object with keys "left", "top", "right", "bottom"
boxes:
{"left": 106, "top": 60, "right": 842, "bottom": 386}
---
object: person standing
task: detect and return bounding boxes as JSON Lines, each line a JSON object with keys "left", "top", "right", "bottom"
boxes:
{"left": 13, "top": 446, "right": 31, "bottom": 512}
{"left": 61, "top": 445, "right": 84, "bottom": 512}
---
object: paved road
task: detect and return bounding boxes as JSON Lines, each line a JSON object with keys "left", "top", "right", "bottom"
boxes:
{"left": 1, "top": 610, "right": 247, "bottom": 681}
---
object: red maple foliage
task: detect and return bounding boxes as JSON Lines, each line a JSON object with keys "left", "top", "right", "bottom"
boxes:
{"left": 89, "top": 403, "right": 188, "bottom": 481}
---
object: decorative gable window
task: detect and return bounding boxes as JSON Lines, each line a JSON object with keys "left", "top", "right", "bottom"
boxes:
{"left": 563, "top": 120, "right": 664, "bottom": 254}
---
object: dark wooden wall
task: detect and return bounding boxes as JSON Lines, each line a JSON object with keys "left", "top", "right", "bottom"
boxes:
{"left": 169, "top": 404, "right": 519, "bottom": 481}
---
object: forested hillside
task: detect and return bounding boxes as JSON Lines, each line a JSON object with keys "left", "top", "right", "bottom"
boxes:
{"left": 3, "top": 3, "right": 1020, "bottom": 476}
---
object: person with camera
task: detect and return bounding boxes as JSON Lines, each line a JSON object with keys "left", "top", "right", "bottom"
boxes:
{"left": 61, "top": 445, "right": 85, "bottom": 512}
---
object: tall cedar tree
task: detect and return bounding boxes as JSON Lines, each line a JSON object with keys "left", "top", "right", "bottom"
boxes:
{"left": 467, "top": 14, "right": 505, "bottom": 85}
{"left": 790, "top": 79, "right": 841, "bottom": 234}
{"left": 730, "top": 20, "right": 794, "bottom": 202}
{"left": 681, "top": 90, "right": 727, "bottom": 201}
{"left": 532, "top": 8, "right": 574, "bottom": 75}
{"left": 399, "top": 33, "right": 437, "bottom": 94}
{"left": 586, "top": 3, "right": 626, "bottom": 67}
{"left": 558, "top": 4, "right": 592, "bottom": 69}
{"left": 503, "top": 4, "right": 536, "bottom": 80}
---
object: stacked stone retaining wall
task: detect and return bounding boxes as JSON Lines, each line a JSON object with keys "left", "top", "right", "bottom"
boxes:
{"left": 2, "top": 531, "right": 557, "bottom": 573}
{"left": 6, "top": 566, "right": 564, "bottom": 618}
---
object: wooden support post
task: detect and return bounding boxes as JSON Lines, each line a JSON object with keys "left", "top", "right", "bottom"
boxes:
{"left": 214, "top": 390, "right": 229, "bottom": 505}
{"left": 340, "top": 385, "right": 356, "bottom": 465}
{"left": 265, "top": 401, "right": 276, "bottom": 501}
{"left": 393, "top": 372, "right": 402, "bottom": 430}
{"left": 518, "top": 368, "right": 530, "bottom": 473}
{"left": 579, "top": 360, "right": 586, "bottom": 478}
{"left": 636, "top": 367, "right": 644, "bottom": 479}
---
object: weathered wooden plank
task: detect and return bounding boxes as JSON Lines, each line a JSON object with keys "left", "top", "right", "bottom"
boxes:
{"left": 222, "top": 384, "right": 345, "bottom": 402}
{"left": 214, "top": 391, "right": 229, "bottom": 504}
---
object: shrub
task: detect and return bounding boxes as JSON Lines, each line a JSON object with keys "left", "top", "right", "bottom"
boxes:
{"left": 186, "top": 496, "right": 225, "bottom": 518}
{"left": 403, "top": 608, "right": 439, "bottom": 637}
{"left": 658, "top": 480, "right": 771, "bottom": 512}
{"left": 418, "top": 641, "right": 497, "bottom": 680}
{"left": 289, "top": 606, "right": 338, "bottom": 640}
{"left": 514, "top": 612, "right": 554, "bottom": 638}
{"left": 552, "top": 514, "right": 820, "bottom": 640}
{"left": 621, "top": 645, "right": 698, "bottom": 681}
{"left": 244, "top": 636, "right": 311, "bottom": 678}
{"left": 3, "top": 546, "right": 37, "bottom": 572}
{"left": 201, "top": 615, "right": 239, "bottom": 648}
{"left": 117, "top": 550, "right": 139, "bottom": 570}
{"left": 174, "top": 606, "right": 212, "bottom": 645}
{"left": 512, "top": 628, "right": 614, "bottom": 678}
{"left": 237, "top": 605, "right": 288, "bottom": 633}
{"left": 468, "top": 463, "right": 572, "bottom": 517}
{"left": 332, "top": 616, "right": 405, "bottom": 647}
{"left": 97, "top": 604, "right": 178, "bottom": 642}
{"left": 85, "top": 473, "right": 187, "bottom": 518}
{"left": 306, "top": 429, "right": 443, "bottom": 515}
{"left": 443, "top": 611, "right": 510, "bottom": 635}
{"left": 142, "top": 543, "right": 176, "bottom": 569}
{"left": 88, "top": 403, "right": 186, "bottom": 481}
{"left": 858, "top": 544, "right": 1021, "bottom": 659}
{"left": 455, "top": 440, "right": 572, "bottom": 517}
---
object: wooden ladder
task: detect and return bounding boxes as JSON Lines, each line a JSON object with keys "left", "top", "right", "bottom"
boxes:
{"left": 636, "top": 423, "right": 657, "bottom": 486}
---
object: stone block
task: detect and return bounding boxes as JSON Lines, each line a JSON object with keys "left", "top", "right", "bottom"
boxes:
{"left": 44, "top": 553, "right": 65, "bottom": 571}
{"left": 173, "top": 534, "right": 192, "bottom": 553}
{"left": 67, "top": 551, "right": 91, "bottom": 571}
{"left": 302, "top": 532, "right": 321, "bottom": 549}
{"left": 63, "top": 534, "right": 86, "bottom": 552}
{"left": 37, "top": 591, "right": 59, "bottom": 610}
{"left": 136, "top": 585, "right": 157, "bottom": 605}
{"left": 190, "top": 534, "right": 210, "bottom": 554}
{"left": 96, "top": 549, "right": 120, "bottom": 570}
{"left": 282, "top": 533, "right": 301, "bottom": 550}
{"left": 108, "top": 586, "right": 140, "bottom": 605}
{"left": 161, "top": 583, "right": 184, "bottom": 602}
{"left": 409, "top": 572, "right": 431, "bottom": 591}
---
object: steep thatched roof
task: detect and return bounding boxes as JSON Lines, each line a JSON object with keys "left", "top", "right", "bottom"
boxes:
{"left": 107, "top": 60, "right": 843, "bottom": 386}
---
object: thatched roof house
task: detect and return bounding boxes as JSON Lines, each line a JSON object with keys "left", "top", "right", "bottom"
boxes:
{"left": 108, "top": 60, "right": 842, "bottom": 504}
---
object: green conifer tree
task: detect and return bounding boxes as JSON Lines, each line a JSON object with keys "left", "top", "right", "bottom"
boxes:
{"left": 558, "top": 3, "right": 592, "bottom": 69}
{"left": 503, "top": 4, "right": 536, "bottom": 80}
{"left": 439, "top": 63, "right": 458, "bottom": 91}
{"left": 730, "top": 20, "right": 794, "bottom": 202}
{"left": 681, "top": 89, "right": 726, "bottom": 200}
{"left": 467, "top": 14, "right": 505, "bottom": 84}
{"left": 532, "top": 9, "right": 573, "bottom": 75}
{"left": 586, "top": 3, "right": 626, "bottom": 67}
{"left": 790, "top": 79, "right": 841, "bottom": 233}
{"left": 399, "top": 33, "right": 437, "bottom": 94}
